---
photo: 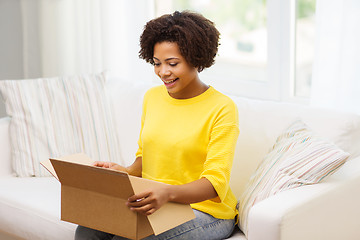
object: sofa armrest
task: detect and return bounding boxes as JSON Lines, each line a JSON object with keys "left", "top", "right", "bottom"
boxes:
{"left": 247, "top": 183, "right": 334, "bottom": 240}
{"left": 247, "top": 157, "right": 360, "bottom": 240}
{"left": 280, "top": 173, "right": 360, "bottom": 240}
{"left": 0, "top": 117, "right": 12, "bottom": 177}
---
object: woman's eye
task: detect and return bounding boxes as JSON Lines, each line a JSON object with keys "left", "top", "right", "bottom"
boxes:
{"left": 154, "top": 63, "right": 161, "bottom": 66}
{"left": 169, "top": 63, "right": 178, "bottom": 67}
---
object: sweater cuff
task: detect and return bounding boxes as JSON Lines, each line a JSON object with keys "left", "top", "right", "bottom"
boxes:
{"left": 201, "top": 174, "right": 228, "bottom": 203}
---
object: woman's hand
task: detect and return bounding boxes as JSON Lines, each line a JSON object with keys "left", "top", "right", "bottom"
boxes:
{"left": 126, "top": 185, "right": 171, "bottom": 216}
{"left": 126, "top": 178, "right": 218, "bottom": 216}
{"left": 92, "top": 161, "right": 127, "bottom": 172}
{"left": 92, "top": 157, "right": 142, "bottom": 177}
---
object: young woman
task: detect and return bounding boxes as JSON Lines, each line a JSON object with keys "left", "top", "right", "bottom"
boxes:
{"left": 75, "top": 10, "right": 239, "bottom": 240}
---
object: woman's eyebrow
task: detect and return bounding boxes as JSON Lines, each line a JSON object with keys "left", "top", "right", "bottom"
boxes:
{"left": 153, "top": 57, "right": 180, "bottom": 61}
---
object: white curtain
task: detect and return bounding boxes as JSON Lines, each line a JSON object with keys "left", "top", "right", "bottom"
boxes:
{"left": 310, "top": 0, "right": 360, "bottom": 114}
{"left": 20, "top": 0, "right": 154, "bottom": 79}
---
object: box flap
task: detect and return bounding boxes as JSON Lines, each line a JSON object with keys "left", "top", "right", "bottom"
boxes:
{"left": 50, "top": 157, "right": 148, "bottom": 239}
{"left": 44, "top": 153, "right": 194, "bottom": 238}
{"left": 50, "top": 158, "right": 133, "bottom": 198}
{"left": 61, "top": 185, "right": 139, "bottom": 239}
{"left": 136, "top": 213, "right": 154, "bottom": 239}
{"left": 129, "top": 176, "right": 196, "bottom": 236}
{"left": 41, "top": 153, "right": 94, "bottom": 180}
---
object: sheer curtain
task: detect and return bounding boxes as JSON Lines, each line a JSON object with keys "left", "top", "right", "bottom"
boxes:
{"left": 20, "top": 0, "right": 154, "bottom": 80}
{"left": 310, "top": 0, "right": 360, "bottom": 114}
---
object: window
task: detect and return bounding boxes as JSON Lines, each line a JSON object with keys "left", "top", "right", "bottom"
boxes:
{"left": 295, "top": 0, "right": 316, "bottom": 98}
{"left": 154, "top": 0, "right": 316, "bottom": 103}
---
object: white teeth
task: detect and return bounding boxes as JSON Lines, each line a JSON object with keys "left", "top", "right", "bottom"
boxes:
{"left": 164, "top": 79, "right": 177, "bottom": 84}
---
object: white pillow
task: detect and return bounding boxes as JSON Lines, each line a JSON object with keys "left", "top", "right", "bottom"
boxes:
{"left": 238, "top": 120, "right": 350, "bottom": 237}
{"left": 0, "top": 72, "right": 123, "bottom": 177}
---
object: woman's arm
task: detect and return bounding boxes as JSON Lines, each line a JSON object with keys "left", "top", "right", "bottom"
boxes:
{"left": 126, "top": 157, "right": 142, "bottom": 177}
{"left": 93, "top": 156, "right": 142, "bottom": 177}
{"left": 127, "top": 177, "right": 218, "bottom": 216}
{"left": 93, "top": 157, "right": 218, "bottom": 216}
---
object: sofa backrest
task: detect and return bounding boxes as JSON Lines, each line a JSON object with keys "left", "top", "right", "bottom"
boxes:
{"left": 106, "top": 77, "right": 360, "bottom": 199}
{"left": 229, "top": 95, "right": 360, "bottom": 199}
{"left": 2, "top": 76, "right": 359, "bottom": 198}
{"left": 106, "top": 77, "right": 156, "bottom": 166}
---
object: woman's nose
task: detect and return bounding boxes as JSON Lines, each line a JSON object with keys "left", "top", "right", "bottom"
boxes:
{"left": 158, "top": 66, "right": 170, "bottom": 78}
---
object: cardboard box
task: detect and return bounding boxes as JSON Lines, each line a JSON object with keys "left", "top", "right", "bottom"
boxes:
{"left": 41, "top": 153, "right": 195, "bottom": 240}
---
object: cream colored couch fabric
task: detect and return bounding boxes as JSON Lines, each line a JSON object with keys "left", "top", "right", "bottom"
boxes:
{"left": 0, "top": 77, "right": 360, "bottom": 240}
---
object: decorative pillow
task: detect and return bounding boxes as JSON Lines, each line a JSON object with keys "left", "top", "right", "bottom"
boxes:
{"left": 0, "top": 72, "right": 123, "bottom": 177}
{"left": 238, "top": 120, "right": 350, "bottom": 236}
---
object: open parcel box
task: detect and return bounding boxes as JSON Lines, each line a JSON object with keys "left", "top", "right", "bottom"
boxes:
{"left": 41, "top": 153, "right": 195, "bottom": 240}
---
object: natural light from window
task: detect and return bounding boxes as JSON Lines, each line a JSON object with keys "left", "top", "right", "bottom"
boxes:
{"left": 295, "top": 0, "right": 316, "bottom": 98}
{"left": 155, "top": 0, "right": 268, "bottom": 83}
{"left": 154, "top": 0, "right": 317, "bottom": 102}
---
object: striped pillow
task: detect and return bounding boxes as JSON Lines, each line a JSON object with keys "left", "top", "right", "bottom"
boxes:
{"left": 0, "top": 72, "right": 123, "bottom": 177}
{"left": 238, "top": 120, "right": 350, "bottom": 236}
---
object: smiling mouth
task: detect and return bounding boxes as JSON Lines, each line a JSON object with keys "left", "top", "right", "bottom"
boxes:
{"left": 163, "top": 78, "right": 179, "bottom": 84}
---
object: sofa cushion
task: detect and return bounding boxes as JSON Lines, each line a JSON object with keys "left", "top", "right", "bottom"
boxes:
{"left": 0, "top": 72, "right": 123, "bottom": 177}
{"left": 237, "top": 120, "right": 350, "bottom": 237}
{"left": 229, "top": 96, "right": 360, "bottom": 199}
{"left": 0, "top": 177, "right": 76, "bottom": 240}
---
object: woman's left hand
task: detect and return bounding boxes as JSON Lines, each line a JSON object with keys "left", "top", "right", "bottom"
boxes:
{"left": 126, "top": 178, "right": 218, "bottom": 216}
{"left": 126, "top": 186, "right": 171, "bottom": 216}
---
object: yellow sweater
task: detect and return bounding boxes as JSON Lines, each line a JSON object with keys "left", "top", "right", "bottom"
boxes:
{"left": 136, "top": 85, "right": 239, "bottom": 219}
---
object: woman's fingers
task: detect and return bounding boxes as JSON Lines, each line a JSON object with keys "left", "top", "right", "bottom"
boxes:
{"left": 128, "top": 192, "right": 149, "bottom": 203}
{"left": 92, "top": 161, "right": 106, "bottom": 167}
{"left": 145, "top": 208, "right": 156, "bottom": 215}
{"left": 127, "top": 196, "right": 153, "bottom": 208}
{"left": 128, "top": 201, "right": 157, "bottom": 216}
{"left": 126, "top": 187, "right": 171, "bottom": 215}
{"left": 130, "top": 203, "right": 154, "bottom": 214}
{"left": 127, "top": 191, "right": 157, "bottom": 215}
{"left": 92, "top": 161, "right": 121, "bottom": 169}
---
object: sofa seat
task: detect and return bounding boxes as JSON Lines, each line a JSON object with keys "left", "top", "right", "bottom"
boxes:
{"left": 0, "top": 177, "right": 76, "bottom": 240}
{"left": 0, "top": 176, "right": 247, "bottom": 239}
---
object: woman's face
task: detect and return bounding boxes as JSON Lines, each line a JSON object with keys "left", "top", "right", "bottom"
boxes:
{"left": 153, "top": 41, "right": 204, "bottom": 99}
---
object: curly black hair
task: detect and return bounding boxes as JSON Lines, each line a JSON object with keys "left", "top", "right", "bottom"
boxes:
{"left": 139, "top": 10, "right": 220, "bottom": 72}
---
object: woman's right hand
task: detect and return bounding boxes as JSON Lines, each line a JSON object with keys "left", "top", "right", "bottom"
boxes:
{"left": 92, "top": 161, "right": 127, "bottom": 172}
{"left": 93, "top": 157, "right": 142, "bottom": 177}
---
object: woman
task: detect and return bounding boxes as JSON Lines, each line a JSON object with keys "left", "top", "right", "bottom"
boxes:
{"left": 76, "top": 10, "right": 239, "bottom": 240}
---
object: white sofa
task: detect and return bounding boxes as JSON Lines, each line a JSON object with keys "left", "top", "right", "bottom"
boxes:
{"left": 1, "top": 77, "right": 360, "bottom": 240}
